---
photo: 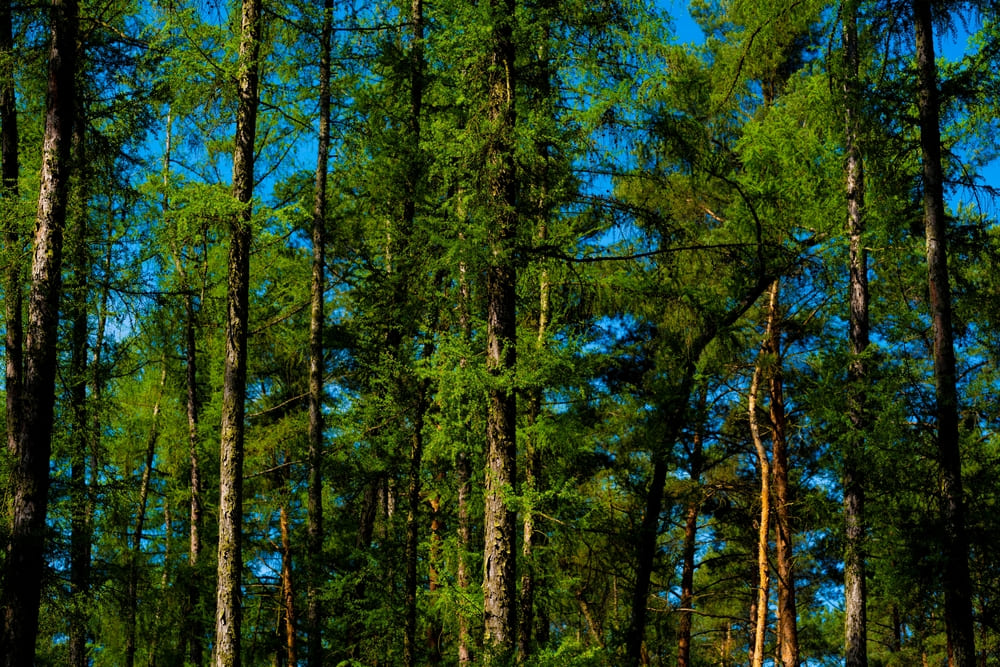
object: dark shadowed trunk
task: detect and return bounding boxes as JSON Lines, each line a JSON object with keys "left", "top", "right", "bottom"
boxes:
{"left": 1, "top": 0, "right": 22, "bottom": 459}
{"left": 214, "top": 0, "right": 261, "bottom": 663}
{"left": 306, "top": 1, "right": 332, "bottom": 665}
{"left": 1, "top": 1, "right": 78, "bottom": 663}
{"left": 676, "top": 390, "right": 705, "bottom": 667}
{"left": 913, "top": 3, "right": 976, "bottom": 666}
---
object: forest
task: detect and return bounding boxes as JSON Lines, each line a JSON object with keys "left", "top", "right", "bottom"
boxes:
{"left": 1, "top": 0, "right": 1000, "bottom": 664}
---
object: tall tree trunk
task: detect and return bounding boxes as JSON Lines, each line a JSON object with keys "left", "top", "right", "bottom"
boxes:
{"left": 913, "top": 3, "right": 976, "bottom": 666}
{"left": 0, "top": 1, "right": 78, "bottom": 662}
{"left": 481, "top": 0, "right": 518, "bottom": 656}
{"left": 126, "top": 367, "right": 168, "bottom": 667}
{"left": 767, "top": 282, "right": 798, "bottom": 666}
{"left": 1, "top": 0, "right": 22, "bottom": 458}
{"left": 214, "top": 0, "right": 261, "bottom": 663}
{"left": 306, "top": 1, "right": 332, "bottom": 665}
{"left": 843, "top": 2, "right": 869, "bottom": 664}
{"left": 748, "top": 343, "right": 771, "bottom": 667}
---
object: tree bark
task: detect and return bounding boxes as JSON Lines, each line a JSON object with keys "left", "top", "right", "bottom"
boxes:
{"left": 280, "top": 500, "right": 297, "bottom": 666}
{"left": 843, "top": 2, "right": 869, "bottom": 664}
{"left": 749, "top": 345, "right": 770, "bottom": 667}
{"left": 214, "top": 0, "right": 261, "bottom": 663}
{"left": 913, "top": 3, "right": 976, "bottom": 666}
{"left": 0, "top": 1, "right": 78, "bottom": 662}
{"left": 306, "top": 1, "right": 332, "bottom": 665}
{"left": 766, "top": 282, "right": 798, "bottom": 667}
{"left": 481, "top": 0, "right": 518, "bottom": 660}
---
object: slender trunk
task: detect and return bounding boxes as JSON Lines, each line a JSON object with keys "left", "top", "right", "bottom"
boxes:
{"left": 126, "top": 367, "right": 168, "bottom": 667}
{"left": 427, "top": 485, "right": 443, "bottom": 662}
{"left": 767, "top": 282, "right": 798, "bottom": 666}
{"left": 677, "top": 391, "right": 705, "bottom": 667}
{"left": 457, "top": 450, "right": 474, "bottom": 665}
{"left": 280, "top": 501, "right": 297, "bottom": 666}
{"left": 306, "top": 2, "right": 332, "bottom": 665}
{"left": 481, "top": 0, "right": 518, "bottom": 659}
{"left": 749, "top": 348, "right": 770, "bottom": 667}
{"left": 214, "top": 0, "right": 261, "bottom": 663}
{"left": 1, "top": 1, "right": 78, "bottom": 662}
{"left": 843, "top": 2, "right": 869, "bottom": 664}
{"left": 1, "top": 0, "right": 22, "bottom": 458}
{"left": 457, "top": 229, "right": 475, "bottom": 665}
{"left": 913, "top": 4, "right": 976, "bottom": 666}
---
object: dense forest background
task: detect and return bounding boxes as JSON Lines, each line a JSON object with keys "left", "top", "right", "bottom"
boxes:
{"left": 2, "top": 0, "right": 1000, "bottom": 665}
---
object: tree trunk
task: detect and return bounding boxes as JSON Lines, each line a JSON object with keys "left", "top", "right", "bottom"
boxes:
{"left": 843, "top": 2, "right": 869, "bottom": 664}
{"left": 280, "top": 501, "right": 297, "bottom": 666}
{"left": 676, "top": 390, "right": 705, "bottom": 667}
{"left": 214, "top": 0, "right": 261, "bottom": 663}
{"left": 767, "top": 282, "right": 798, "bottom": 667}
{"left": 0, "top": 1, "right": 78, "bottom": 662}
{"left": 481, "top": 0, "right": 518, "bottom": 660}
{"left": 306, "top": 1, "right": 332, "bottom": 665}
{"left": 749, "top": 346, "right": 770, "bottom": 667}
{"left": 913, "top": 4, "right": 976, "bottom": 666}
{"left": 457, "top": 450, "right": 474, "bottom": 665}
{"left": 1, "top": 0, "right": 21, "bottom": 459}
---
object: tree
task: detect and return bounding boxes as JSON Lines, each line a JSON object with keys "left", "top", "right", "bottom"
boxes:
{"left": 0, "top": 0, "right": 78, "bottom": 663}
{"left": 912, "top": 1, "right": 976, "bottom": 664}
{"left": 842, "top": 0, "right": 869, "bottom": 664}
{"left": 214, "top": 0, "right": 262, "bottom": 662}
{"left": 479, "top": 0, "right": 519, "bottom": 658}
{"left": 306, "top": 0, "right": 333, "bottom": 663}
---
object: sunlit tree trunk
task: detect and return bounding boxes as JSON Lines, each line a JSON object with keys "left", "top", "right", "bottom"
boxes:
{"left": 843, "top": 1, "right": 869, "bottom": 664}
{"left": 913, "top": 3, "right": 976, "bottom": 665}
{"left": 481, "top": 0, "right": 518, "bottom": 659}
{"left": 748, "top": 339, "right": 771, "bottom": 667}
{"left": 214, "top": 0, "right": 261, "bottom": 662}
{"left": 766, "top": 282, "right": 798, "bottom": 666}
{"left": 1, "top": 1, "right": 78, "bottom": 662}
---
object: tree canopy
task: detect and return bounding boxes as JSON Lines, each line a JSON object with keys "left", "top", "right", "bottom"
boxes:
{"left": 2, "top": 0, "right": 1000, "bottom": 664}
